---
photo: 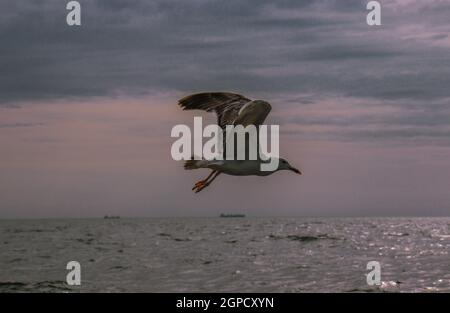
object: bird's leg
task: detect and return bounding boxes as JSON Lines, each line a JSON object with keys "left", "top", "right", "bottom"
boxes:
{"left": 192, "top": 170, "right": 217, "bottom": 190}
{"left": 194, "top": 171, "right": 221, "bottom": 193}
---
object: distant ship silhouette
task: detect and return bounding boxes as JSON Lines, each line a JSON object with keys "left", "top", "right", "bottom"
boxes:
{"left": 220, "top": 213, "right": 246, "bottom": 218}
{"left": 104, "top": 215, "right": 120, "bottom": 219}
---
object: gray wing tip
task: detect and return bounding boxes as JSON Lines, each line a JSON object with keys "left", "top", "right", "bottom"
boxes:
{"left": 177, "top": 92, "right": 208, "bottom": 110}
{"left": 263, "top": 101, "right": 272, "bottom": 112}
{"left": 177, "top": 92, "right": 250, "bottom": 110}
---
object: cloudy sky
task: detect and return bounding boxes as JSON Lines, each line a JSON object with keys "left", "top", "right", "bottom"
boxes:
{"left": 1, "top": 0, "right": 450, "bottom": 218}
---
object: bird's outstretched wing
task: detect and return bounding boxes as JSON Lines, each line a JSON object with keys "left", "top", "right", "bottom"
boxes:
{"left": 178, "top": 92, "right": 252, "bottom": 129}
{"left": 179, "top": 92, "right": 272, "bottom": 160}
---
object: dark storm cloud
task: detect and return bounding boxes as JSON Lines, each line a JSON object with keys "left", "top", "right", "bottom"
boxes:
{"left": 1, "top": 0, "right": 449, "bottom": 143}
{"left": 301, "top": 45, "right": 402, "bottom": 61}
{"left": 0, "top": 0, "right": 444, "bottom": 101}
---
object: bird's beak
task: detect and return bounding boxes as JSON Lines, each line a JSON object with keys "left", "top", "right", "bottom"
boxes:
{"left": 290, "top": 167, "right": 302, "bottom": 175}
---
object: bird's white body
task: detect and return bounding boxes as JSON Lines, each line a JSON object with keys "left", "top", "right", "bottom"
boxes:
{"left": 199, "top": 160, "right": 275, "bottom": 176}
{"left": 188, "top": 158, "right": 297, "bottom": 177}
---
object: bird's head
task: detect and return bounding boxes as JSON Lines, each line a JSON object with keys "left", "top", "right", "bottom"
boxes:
{"left": 277, "top": 158, "right": 302, "bottom": 175}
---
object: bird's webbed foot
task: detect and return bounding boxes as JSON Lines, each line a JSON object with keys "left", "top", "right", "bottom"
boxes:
{"left": 192, "top": 179, "right": 206, "bottom": 190}
{"left": 192, "top": 180, "right": 209, "bottom": 193}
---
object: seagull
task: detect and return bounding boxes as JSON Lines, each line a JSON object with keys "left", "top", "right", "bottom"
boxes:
{"left": 178, "top": 92, "right": 302, "bottom": 193}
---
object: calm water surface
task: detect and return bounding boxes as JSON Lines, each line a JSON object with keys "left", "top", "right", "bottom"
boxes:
{"left": 1, "top": 217, "right": 449, "bottom": 292}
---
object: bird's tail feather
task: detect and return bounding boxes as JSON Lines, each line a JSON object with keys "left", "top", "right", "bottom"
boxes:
{"left": 184, "top": 159, "right": 200, "bottom": 170}
{"left": 184, "top": 155, "right": 203, "bottom": 170}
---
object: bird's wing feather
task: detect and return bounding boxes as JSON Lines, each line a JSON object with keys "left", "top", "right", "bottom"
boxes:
{"left": 178, "top": 92, "right": 252, "bottom": 129}
{"left": 179, "top": 92, "right": 272, "bottom": 160}
{"left": 233, "top": 100, "right": 271, "bottom": 127}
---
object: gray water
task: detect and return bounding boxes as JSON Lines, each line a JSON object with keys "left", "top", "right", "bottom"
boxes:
{"left": 1, "top": 217, "right": 450, "bottom": 292}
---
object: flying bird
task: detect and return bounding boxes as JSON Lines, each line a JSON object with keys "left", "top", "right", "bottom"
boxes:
{"left": 178, "top": 92, "right": 302, "bottom": 193}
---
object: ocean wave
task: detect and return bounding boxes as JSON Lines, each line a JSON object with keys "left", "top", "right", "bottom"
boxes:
{"left": 0, "top": 281, "right": 71, "bottom": 293}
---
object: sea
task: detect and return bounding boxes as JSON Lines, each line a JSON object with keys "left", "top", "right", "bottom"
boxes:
{"left": 1, "top": 217, "right": 449, "bottom": 292}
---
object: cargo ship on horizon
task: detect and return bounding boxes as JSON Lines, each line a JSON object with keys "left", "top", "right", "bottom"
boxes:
{"left": 219, "top": 213, "right": 246, "bottom": 218}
